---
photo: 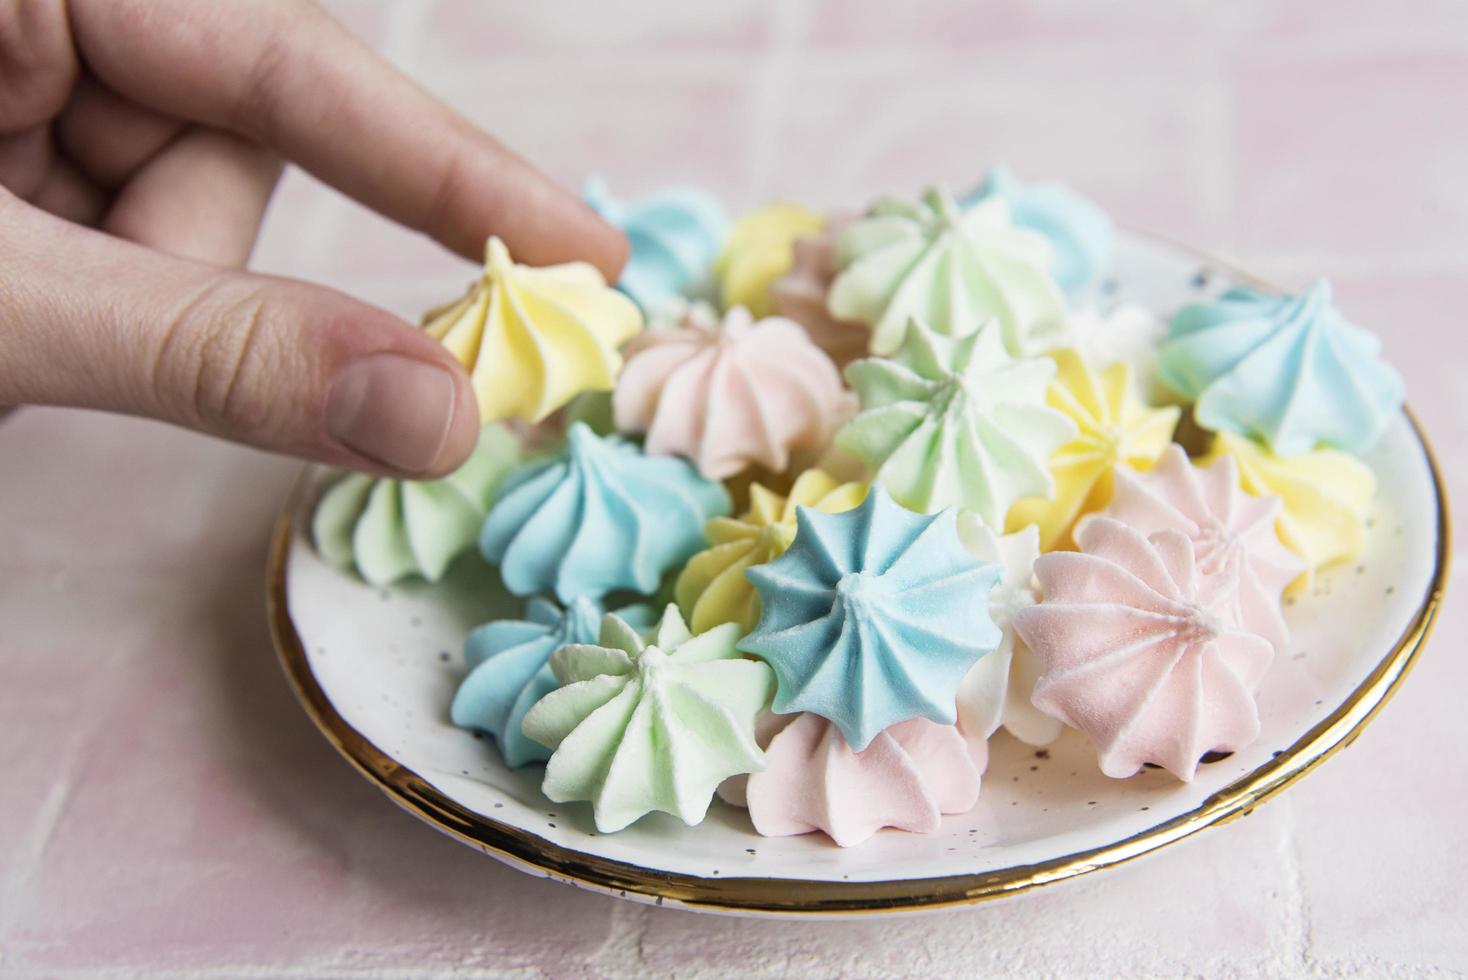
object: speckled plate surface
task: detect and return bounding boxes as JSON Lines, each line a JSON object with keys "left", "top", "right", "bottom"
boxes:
{"left": 269, "top": 232, "right": 1449, "bottom": 918}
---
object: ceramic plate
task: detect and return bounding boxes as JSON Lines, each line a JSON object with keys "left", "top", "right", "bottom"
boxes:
{"left": 269, "top": 232, "right": 1449, "bottom": 918}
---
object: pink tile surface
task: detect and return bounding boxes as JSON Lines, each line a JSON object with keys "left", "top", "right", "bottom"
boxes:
{"left": 2, "top": 0, "right": 1466, "bottom": 976}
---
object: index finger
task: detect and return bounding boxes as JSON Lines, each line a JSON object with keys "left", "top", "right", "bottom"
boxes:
{"left": 66, "top": 0, "right": 628, "bottom": 279}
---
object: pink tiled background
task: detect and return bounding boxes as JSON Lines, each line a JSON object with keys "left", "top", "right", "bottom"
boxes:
{"left": 2, "top": 1, "right": 1465, "bottom": 976}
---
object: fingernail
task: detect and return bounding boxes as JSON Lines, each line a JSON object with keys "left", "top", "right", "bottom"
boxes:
{"left": 326, "top": 353, "right": 457, "bottom": 475}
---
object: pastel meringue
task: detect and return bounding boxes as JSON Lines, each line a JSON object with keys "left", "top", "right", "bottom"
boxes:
{"left": 451, "top": 597, "right": 656, "bottom": 767}
{"left": 312, "top": 424, "right": 522, "bottom": 586}
{"left": 613, "top": 305, "right": 846, "bottom": 479}
{"left": 1202, "top": 431, "right": 1376, "bottom": 590}
{"left": 1089, "top": 445, "right": 1304, "bottom": 653}
{"left": 521, "top": 606, "right": 775, "bottom": 832}
{"left": 1156, "top": 281, "right": 1404, "bottom": 456}
{"left": 837, "top": 318, "right": 1077, "bottom": 527}
{"left": 739, "top": 487, "right": 1001, "bottom": 751}
{"left": 1014, "top": 518, "right": 1276, "bottom": 781}
{"left": 716, "top": 202, "right": 824, "bottom": 317}
{"left": 1006, "top": 348, "right": 1181, "bottom": 550}
{"left": 422, "top": 236, "right": 643, "bottom": 424}
{"left": 1038, "top": 303, "right": 1172, "bottom": 404}
{"left": 582, "top": 176, "right": 727, "bottom": 315}
{"left": 962, "top": 166, "right": 1115, "bottom": 298}
{"left": 479, "top": 422, "right": 730, "bottom": 601}
{"left": 675, "top": 469, "right": 869, "bottom": 634}
{"left": 827, "top": 187, "right": 1065, "bottom": 356}
{"left": 954, "top": 521, "right": 1061, "bottom": 746}
{"left": 770, "top": 217, "right": 871, "bottom": 366}
{"left": 743, "top": 713, "right": 983, "bottom": 847}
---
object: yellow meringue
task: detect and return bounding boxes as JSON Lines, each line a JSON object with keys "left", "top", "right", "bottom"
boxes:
{"left": 422, "top": 236, "right": 643, "bottom": 424}
{"left": 716, "top": 203, "right": 824, "bottom": 318}
{"left": 675, "top": 469, "right": 868, "bottom": 634}
{"left": 1202, "top": 430, "right": 1376, "bottom": 593}
{"left": 1007, "top": 348, "right": 1180, "bottom": 550}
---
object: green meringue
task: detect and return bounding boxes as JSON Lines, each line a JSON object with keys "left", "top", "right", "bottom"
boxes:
{"left": 827, "top": 186, "right": 1065, "bottom": 356}
{"left": 521, "top": 605, "right": 775, "bottom": 833}
{"left": 836, "top": 318, "right": 1076, "bottom": 527}
{"left": 312, "top": 425, "right": 522, "bottom": 586}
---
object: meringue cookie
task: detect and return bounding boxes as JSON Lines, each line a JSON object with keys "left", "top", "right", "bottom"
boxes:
{"left": 837, "top": 318, "right": 1077, "bottom": 527}
{"left": 479, "top": 422, "right": 730, "bottom": 601}
{"left": 422, "top": 236, "right": 643, "bottom": 424}
{"left": 452, "top": 597, "right": 656, "bottom": 767}
{"left": 312, "top": 424, "right": 522, "bottom": 586}
{"left": 827, "top": 187, "right": 1065, "bottom": 356}
{"left": 954, "top": 521, "right": 1061, "bottom": 746}
{"left": 1006, "top": 349, "right": 1180, "bottom": 550}
{"left": 1202, "top": 431, "right": 1376, "bottom": 591}
{"left": 521, "top": 606, "right": 775, "bottom": 833}
{"left": 962, "top": 166, "right": 1115, "bottom": 299}
{"left": 770, "top": 217, "right": 871, "bottom": 366}
{"left": 1090, "top": 445, "right": 1304, "bottom": 653}
{"left": 716, "top": 202, "right": 824, "bottom": 317}
{"left": 740, "top": 487, "right": 1001, "bottom": 751}
{"left": 1157, "top": 280, "right": 1404, "bottom": 456}
{"left": 1014, "top": 518, "right": 1276, "bottom": 781}
{"left": 744, "top": 713, "right": 982, "bottom": 847}
{"left": 583, "top": 176, "right": 727, "bottom": 315}
{"left": 1036, "top": 303, "right": 1172, "bottom": 403}
{"left": 613, "top": 305, "right": 846, "bottom": 479}
{"left": 675, "top": 469, "right": 869, "bottom": 634}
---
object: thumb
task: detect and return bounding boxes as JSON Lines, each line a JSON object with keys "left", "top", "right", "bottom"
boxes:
{"left": 0, "top": 193, "right": 480, "bottom": 478}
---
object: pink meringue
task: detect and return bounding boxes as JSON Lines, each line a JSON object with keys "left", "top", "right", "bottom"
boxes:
{"left": 613, "top": 305, "right": 846, "bottom": 479}
{"left": 1014, "top": 518, "right": 1275, "bottom": 781}
{"left": 769, "top": 218, "right": 870, "bottom": 366}
{"left": 742, "top": 713, "right": 984, "bottom": 847}
{"left": 1089, "top": 445, "right": 1304, "bottom": 655}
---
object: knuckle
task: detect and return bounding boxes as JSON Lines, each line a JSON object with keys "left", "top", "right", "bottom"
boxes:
{"left": 150, "top": 279, "right": 292, "bottom": 436}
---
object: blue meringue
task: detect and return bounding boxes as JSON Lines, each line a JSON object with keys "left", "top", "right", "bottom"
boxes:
{"left": 739, "top": 487, "right": 1001, "bottom": 751}
{"left": 451, "top": 597, "right": 656, "bottom": 768}
{"left": 480, "top": 422, "right": 730, "bottom": 601}
{"left": 583, "top": 176, "right": 727, "bottom": 315}
{"left": 1156, "top": 280, "right": 1404, "bottom": 457}
{"left": 962, "top": 165, "right": 1115, "bottom": 298}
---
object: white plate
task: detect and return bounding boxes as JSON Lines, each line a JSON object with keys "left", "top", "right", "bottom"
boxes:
{"left": 269, "top": 232, "right": 1449, "bottom": 917}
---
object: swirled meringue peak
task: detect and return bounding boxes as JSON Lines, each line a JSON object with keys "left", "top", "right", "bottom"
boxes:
{"left": 312, "top": 424, "right": 522, "bottom": 586}
{"left": 962, "top": 166, "right": 1116, "bottom": 299}
{"left": 954, "top": 520, "right": 1061, "bottom": 746}
{"left": 613, "top": 305, "right": 846, "bottom": 479}
{"left": 583, "top": 176, "right": 727, "bottom": 315}
{"left": 739, "top": 487, "right": 1002, "bottom": 751}
{"left": 521, "top": 605, "right": 775, "bottom": 832}
{"left": 422, "top": 236, "right": 643, "bottom": 424}
{"left": 827, "top": 186, "right": 1065, "bottom": 356}
{"left": 479, "top": 422, "right": 730, "bottom": 601}
{"left": 1089, "top": 444, "right": 1304, "bottom": 653}
{"left": 717, "top": 202, "right": 824, "bottom": 317}
{"left": 1203, "top": 431, "right": 1376, "bottom": 591}
{"left": 1157, "top": 280, "right": 1404, "bottom": 456}
{"left": 675, "top": 469, "right": 869, "bottom": 634}
{"left": 451, "top": 597, "right": 656, "bottom": 768}
{"left": 770, "top": 216, "right": 872, "bottom": 366}
{"left": 837, "top": 318, "right": 1077, "bottom": 526}
{"left": 743, "top": 713, "right": 983, "bottom": 847}
{"left": 1014, "top": 518, "right": 1276, "bottom": 781}
{"left": 1006, "top": 348, "right": 1181, "bottom": 550}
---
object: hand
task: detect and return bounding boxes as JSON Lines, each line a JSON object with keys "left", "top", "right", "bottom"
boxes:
{"left": 0, "top": 0, "right": 627, "bottom": 477}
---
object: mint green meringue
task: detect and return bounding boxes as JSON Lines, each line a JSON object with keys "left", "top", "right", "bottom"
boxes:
{"left": 827, "top": 186, "right": 1065, "bottom": 356}
{"left": 522, "top": 605, "right": 775, "bottom": 832}
{"left": 312, "top": 425, "right": 522, "bottom": 586}
{"left": 836, "top": 318, "right": 1076, "bottom": 527}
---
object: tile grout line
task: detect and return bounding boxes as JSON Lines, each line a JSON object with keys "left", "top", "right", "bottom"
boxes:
{"left": 1276, "top": 796, "right": 1314, "bottom": 973}
{"left": 741, "top": 0, "right": 809, "bottom": 204}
